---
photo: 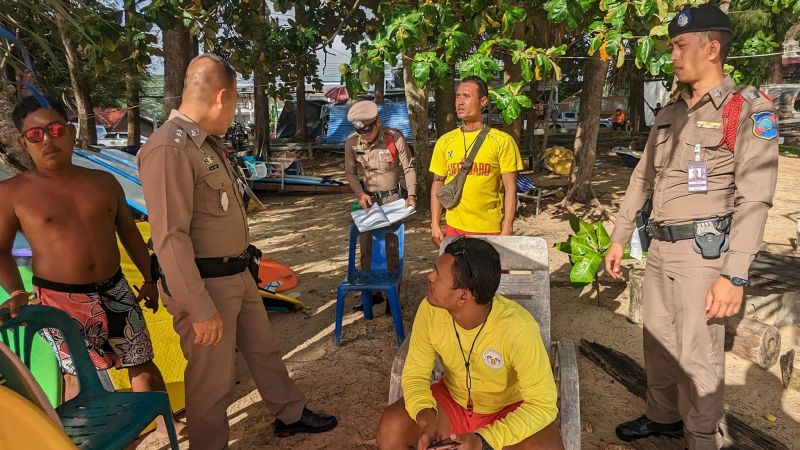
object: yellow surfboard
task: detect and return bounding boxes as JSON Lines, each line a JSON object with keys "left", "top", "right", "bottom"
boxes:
{"left": 109, "top": 222, "right": 186, "bottom": 425}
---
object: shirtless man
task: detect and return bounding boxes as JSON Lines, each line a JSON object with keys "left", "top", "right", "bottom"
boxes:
{"left": 0, "top": 96, "right": 184, "bottom": 438}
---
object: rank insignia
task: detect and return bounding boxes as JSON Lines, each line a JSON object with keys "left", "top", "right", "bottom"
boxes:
{"left": 751, "top": 111, "right": 778, "bottom": 140}
{"left": 203, "top": 155, "right": 215, "bottom": 165}
{"left": 190, "top": 128, "right": 200, "bottom": 137}
{"left": 747, "top": 91, "right": 759, "bottom": 100}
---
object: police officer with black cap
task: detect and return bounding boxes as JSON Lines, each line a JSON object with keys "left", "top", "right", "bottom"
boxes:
{"left": 604, "top": 4, "right": 779, "bottom": 449}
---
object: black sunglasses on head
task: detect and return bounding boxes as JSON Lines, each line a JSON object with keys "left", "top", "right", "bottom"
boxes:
{"left": 450, "top": 236, "right": 476, "bottom": 293}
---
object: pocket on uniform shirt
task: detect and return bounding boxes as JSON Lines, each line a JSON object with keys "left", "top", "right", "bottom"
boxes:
{"left": 652, "top": 128, "right": 672, "bottom": 170}
{"left": 201, "top": 174, "right": 233, "bottom": 216}
{"left": 680, "top": 129, "right": 725, "bottom": 173}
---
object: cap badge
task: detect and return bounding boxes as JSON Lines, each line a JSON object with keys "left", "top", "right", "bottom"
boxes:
{"left": 352, "top": 120, "right": 364, "bottom": 129}
{"left": 676, "top": 9, "right": 691, "bottom": 27}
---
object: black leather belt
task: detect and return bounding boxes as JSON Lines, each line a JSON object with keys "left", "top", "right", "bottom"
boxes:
{"left": 195, "top": 254, "right": 249, "bottom": 278}
{"left": 647, "top": 222, "right": 695, "bottom": 242}
{"left": 368, "top": 186, "right": 400, "bottom": 200}
{"left": 647, "top": 215, "right": 732, "bottom": 242}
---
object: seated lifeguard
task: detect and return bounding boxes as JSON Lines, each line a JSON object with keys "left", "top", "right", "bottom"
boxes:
{"left": 377, "top": 237, "right": 563, "bottom": 450}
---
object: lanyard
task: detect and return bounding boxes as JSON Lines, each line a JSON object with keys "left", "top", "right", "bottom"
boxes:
{"left": 452, "top": 303, "right": 491, "bottom": 416}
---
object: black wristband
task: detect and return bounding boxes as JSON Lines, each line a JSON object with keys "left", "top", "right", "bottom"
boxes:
{"left": 476, "top": 433, "right": 493, "bottom": 450}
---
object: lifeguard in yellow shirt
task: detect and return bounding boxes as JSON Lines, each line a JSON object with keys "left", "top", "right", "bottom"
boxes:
{"left": 376, "top": 237, "right": 563, "bottom": 450}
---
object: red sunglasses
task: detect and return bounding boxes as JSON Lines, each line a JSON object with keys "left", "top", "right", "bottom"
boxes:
{"left": 21, "top": 121, "right": 67, "bottom": 143}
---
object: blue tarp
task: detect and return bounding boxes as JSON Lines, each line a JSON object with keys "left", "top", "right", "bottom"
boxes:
{"left": 322, "top": 101, "right": 412, "bottom": 144}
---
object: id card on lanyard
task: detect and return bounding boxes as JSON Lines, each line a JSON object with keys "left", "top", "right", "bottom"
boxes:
{"left": 688, "top": 144, "right": 708, "bottom": 192}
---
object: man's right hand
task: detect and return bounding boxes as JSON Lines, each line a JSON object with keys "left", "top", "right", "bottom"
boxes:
{"left": 604, "top": 242, "right": 625, "bottom": 280}
{"left": 416, "top": 408, "right": 442, "bottom": 450}
{"left": 192, "top": 313, "right": 223, "bottom": 345}
{"left": 0, "top": 291, "right": 31, "bottom": 319}
{"left": 357, "top": 192, "right": 373, "bottom": 210}
{"left": 431, "top": 225, "right": 444, "bottom": 248}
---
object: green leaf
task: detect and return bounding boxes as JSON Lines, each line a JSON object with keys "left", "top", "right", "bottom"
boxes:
{"left": 593, "top": 221, "right": 611, "bottom": 251}
{"left": 520, "top": 59, "right": 533, "bottom": 82}
{"left": 589, "top": 34, "right": 604, "bottom": 56}
{"left": 517, "top": 94, "right": 533, "bottom": 108}
{"left": 554, "top": 239, "right": 572, "bottom": 254}
{"left": 636, "top": 37, "right": 653, "bottom": 69}
{"left": 501, "top": 100, "right": 521, "bottom": 124}
{"left": 649, "top": 24, "right": 668, "bottom": 38}
{"left": 569, "top": 253, "right": 603, "bottom": 287}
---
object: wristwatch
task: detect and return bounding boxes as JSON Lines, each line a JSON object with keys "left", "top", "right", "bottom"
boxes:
{"left": 476, "top": 433, "right": 494, "bottom": 450}
{"left": 721, "top": 274, "right": 748, "bottom": 287}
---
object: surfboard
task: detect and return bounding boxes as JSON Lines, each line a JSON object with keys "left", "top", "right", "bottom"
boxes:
{"left": 107, "top": 221, "right": 186, "bottom": 423}
{"left": 258, "top": 259, "right": 299, "bottom": 293}
{"left": 71, "top": 151, "right": 147, "bottom": 215}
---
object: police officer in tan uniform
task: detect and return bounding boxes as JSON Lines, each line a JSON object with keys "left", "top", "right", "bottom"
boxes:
{"left": 604, "top": 5, "right": 779, "bottom": 449}
{"left": 344, "top": 100, "right": 416, "bottom": 310}
{"left": 138, "top": 55, "right": 337, "bottom": 450}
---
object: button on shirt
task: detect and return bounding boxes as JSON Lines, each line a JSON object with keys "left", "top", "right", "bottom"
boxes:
{"left": 138, "top": 110, "right": 249, "bottom": 321}
{"left": 610, "top": 76, "right": 779, "bottom": 279}
{"left": 344, "top": 128, "right": 417, "bottom": 196}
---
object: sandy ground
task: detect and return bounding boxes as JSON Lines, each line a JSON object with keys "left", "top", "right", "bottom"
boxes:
{"left": 136, "top": 149, "right": 800, "bottom": 450}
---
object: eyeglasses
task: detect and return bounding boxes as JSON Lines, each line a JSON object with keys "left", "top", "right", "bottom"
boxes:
{"left": 354, "top": 122, "right": 376, "bottom": 135}
{"left": 21, "top": 121, "right": 67, "bottom": 143}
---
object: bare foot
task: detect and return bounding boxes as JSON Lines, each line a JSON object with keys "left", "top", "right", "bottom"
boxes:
{"left": 154, "top": 420, "right": 188, "bottom": 439}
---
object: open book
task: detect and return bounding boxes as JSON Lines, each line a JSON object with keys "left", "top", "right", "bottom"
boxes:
{"left": 351, "top": 198, "right": 416, "bottom": 233}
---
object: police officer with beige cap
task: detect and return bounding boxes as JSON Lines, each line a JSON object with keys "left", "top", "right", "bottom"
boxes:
{"left": 138, "top": 54, "right": 337, "bottom": 449}
{"left": 604, "top": 4, "right": 778, "bottom": 449}
{"left": 344, "top": 100, "right": 417, "bottom": 310}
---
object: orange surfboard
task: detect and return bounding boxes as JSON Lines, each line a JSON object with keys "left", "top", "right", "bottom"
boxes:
{"left": 258, "top": 259, "right": 299, "bottom": 293}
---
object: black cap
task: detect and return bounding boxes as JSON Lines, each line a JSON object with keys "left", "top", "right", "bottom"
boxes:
{"left": 668, "top": 4, "right": 733, "bottom": 39}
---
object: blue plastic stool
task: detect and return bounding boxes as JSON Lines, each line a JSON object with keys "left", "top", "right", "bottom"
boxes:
{"left": 334, "top": 223, "right": 405, "bottom": 346}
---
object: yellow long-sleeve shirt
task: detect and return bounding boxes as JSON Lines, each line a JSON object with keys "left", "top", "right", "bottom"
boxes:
{"left": 402, "top": 294, "right": 558, "bottom": 449}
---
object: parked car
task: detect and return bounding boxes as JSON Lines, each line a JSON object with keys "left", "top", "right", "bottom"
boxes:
{"left": 545, "top": 112, "right": 612, "bottom": 129}
{"left": 97, "top": 132, "right": 148, "bottom": 148}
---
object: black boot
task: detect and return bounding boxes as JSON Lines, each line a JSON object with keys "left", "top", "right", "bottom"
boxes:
{"left": 274, "top": 407, "right": 338, "bottom": 437}
{"left": 615, "top": 415, "right": 683, "bottom": 441}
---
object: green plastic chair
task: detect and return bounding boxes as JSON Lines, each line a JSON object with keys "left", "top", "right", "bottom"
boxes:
{"left": 0, "top": 305, "right": 179, "bottom": 450}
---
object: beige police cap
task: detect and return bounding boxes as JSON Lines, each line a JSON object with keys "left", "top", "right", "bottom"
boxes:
{"left": 347, "top": 100, "right": 378, "bottom": 128}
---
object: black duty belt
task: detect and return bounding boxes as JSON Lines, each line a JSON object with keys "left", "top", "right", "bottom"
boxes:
{"left": 368, "top": 186, "right": 400, "bottom": 200}
{"left": 647, "top": 215, "right": 732, "bottom": 242}
{"left": 196, "top": 254, "right": 249, "bottom": 278}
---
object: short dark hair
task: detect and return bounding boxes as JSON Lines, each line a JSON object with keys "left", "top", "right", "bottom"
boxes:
{"left": 460, "top": 75, "right": 489, "bottom": 99}
{"left": 13, "top": 96, "right": 67, "bottom": 131}
{"left": 702, "top": 30, "right": 733, "bottom": 64}
{"left": 444, "top": 237, "right": 501, "bottom": 305}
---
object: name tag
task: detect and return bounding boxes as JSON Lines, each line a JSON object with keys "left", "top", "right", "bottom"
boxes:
{"left": 695, "top": 121, "right": 721, "bottom": 129}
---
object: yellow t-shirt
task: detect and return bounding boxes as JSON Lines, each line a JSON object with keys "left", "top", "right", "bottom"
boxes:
{"left": 429, "top": 128, "right": 523, "bottom": 233}
{"left": 402, "top": 295, "right": 558, "bottom": 449}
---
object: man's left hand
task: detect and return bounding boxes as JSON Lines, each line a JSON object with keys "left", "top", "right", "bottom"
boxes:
{"left": 136, "top": 281, "right": 160, "bottom": 313}
{"left": 448, "top": 433, "right": 483, "bottom": 450}
{"left": 405, "top": 196, "right": 417, "bottom": 209}
{"left": 705, "top": 276, "right": 743, "bottom": 320}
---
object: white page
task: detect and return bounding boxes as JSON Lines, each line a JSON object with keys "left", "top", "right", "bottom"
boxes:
{"left": 381, "top": 198, "right": 416, "bottom": 224}
{"left": 351, "top": 203, "right": 390, "bottom": 232}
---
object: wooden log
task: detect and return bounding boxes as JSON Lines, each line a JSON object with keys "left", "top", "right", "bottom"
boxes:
{"left": 724, "top": 317, "right": 781, "bottom": 369}
{"left": 578, "top": 339, "right": 791, "bottom": 450}
{"left": 780, "top": 349, "right": 795, "bottom": 389}
{"left": 626, "top": 267, "right": 645, "bottom": 325}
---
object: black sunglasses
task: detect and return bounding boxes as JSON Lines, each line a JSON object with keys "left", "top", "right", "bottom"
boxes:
{"left": 354, "top": 121, "right": 376, "bottom": 135}
{"left": 450, "top": 236, "right": 476, "bottom": 293}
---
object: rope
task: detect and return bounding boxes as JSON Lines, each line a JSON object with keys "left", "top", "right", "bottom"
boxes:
{"left": 720, "top": 93, "right": 743, "bottom": 154}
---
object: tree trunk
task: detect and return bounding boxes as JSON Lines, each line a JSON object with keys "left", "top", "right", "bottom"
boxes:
{"left": 254, "top": 68, "right": 270, "bottom": 157}
{"left": 434, "top": 80, "right": 456, "bottom": 137}
{"left": 56, "top": 14, "right": 95, "bottom": 148}
{"left": 629, "top": 68, "right": 645, "bottom": 135}
{"left": 374, "top": 67, "right": 385, "bottom": 104}
{"left": 403, "top": 52, "right": 430, "bottom": 209}
{"left": 563, "top": 57, "right": 606, "bottom": 205}
{"left": 524, "top": 79, "right": 539, "bottom": 157}
{"left": 0, "top": 79, "right": 31, "bottom": 173}
{"left": 162, "top": 26, "right": 193, "bottom": 118}
{"left": 766, "top": 54, "right": 782, "bottom": 84}
{"left": 627, "top": 267, "right": 645, "bottom": 324}
{"left": 294, "top": 4, "right": 308, "bottom": 142}
{"left": 126, "top": 74, "right": 141, "bottom": 146}
{"left": 502, "top": 21, "right": 525, "bottom": 144}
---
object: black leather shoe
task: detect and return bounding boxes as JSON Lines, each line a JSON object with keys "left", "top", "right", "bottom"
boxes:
{"left": 274, "top": 407, "right": 338, "bottom": 437}
{"left": 353, "top": 292, "right": 387, "bottom": 312}
{"left": 615, "top": 415, "right": 683, "bottom": 441}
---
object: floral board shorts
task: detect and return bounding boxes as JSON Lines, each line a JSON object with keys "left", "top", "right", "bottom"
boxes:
{"left": 33, "top": 268, "right": 155, "bottom": 376}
